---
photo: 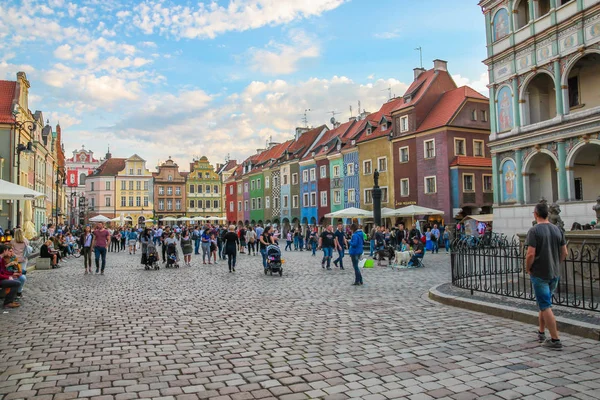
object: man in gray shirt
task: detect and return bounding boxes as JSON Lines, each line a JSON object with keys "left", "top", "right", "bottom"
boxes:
{"left": 525, "top": 202, "right": 567, "bottom": 350}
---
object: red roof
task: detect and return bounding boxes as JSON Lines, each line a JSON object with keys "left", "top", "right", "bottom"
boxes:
{"left": 391, "top": 69, "right": 438, "bottom": 113}
{"left": 92, "top": 158, "right": 126, "bottom": 176}
{"left": 286, "top": 125, "right": 327, "bottom": 160}
{"left": 302, "top": 121, "right": 354, "bottom": 160}
{"left": 0, "top": 81, "right": 17, "bottom": 124}
{"left": 416, "top": 86, "right": 488, "bottom": 133}
{"left": 450, "top": 156, "right": 492, "bottom": 168}
{"left": 356, "top": 97, "right": 404, "bottom": 144}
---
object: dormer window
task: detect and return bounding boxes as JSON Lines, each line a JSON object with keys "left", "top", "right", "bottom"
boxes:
{"left": 400, "top": 116, "right": 409, "bottom": 132}
{"left": 404, "top": 95, "right": 412, "bottom": 103}
{"left": 380, "top": 123, "right": 386, "bottom": 131}
{"left": 367, "top": 128, "right": 372, "bottom": 135}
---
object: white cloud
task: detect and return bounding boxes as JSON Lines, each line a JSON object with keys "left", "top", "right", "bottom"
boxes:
{"left": 82, "top": 75, "right": 409, "bottom": 169}
{"left": 47, "top": 112, "right": 81, "bottom": 129}
{"left": 452, "top": 72, "right": 490, "bottom": 96}
{"left": 0, "top": 61, "right": 35, "bottom": 80}
{"left": 131, "top": 0, "right": 346, "bottom": 39}
{"left": 374, "top": 29, "right": 400, "bottom": 39}
{"left": 248, "top": 30, "right": 320, "bottom": 75}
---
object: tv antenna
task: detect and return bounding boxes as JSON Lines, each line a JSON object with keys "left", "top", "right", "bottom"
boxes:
{"left": 349, "top": 105, "right": 353, "bottom": 118}
{"left": 415, "top": 46, "right": 423, "bottom": 69}
{"left": 358, "top": 100, "right": 361, "bottom": 115}
{"left": 328, "top": 111, "right": 341, "bottom": 126}
{"left": 382, "top": 85, "right": 392, "bottom": 100}
{"left": 300, "top": 108, "right": 311, "bottom": 127}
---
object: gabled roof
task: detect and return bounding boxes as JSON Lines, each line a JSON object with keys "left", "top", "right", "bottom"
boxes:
{"left": 303, "top": 120, "right": 354, "bottom": 160}
{"left": 391, "top": 68, "right": 438, "bottom": 113}
{"left": 416, "top": 86, "right": 488, "bottom": 133}
{"left": 0, "top": 81, "right": 17, "bottom": 124}
{"left": 91, "top": 158, "right": 126, "bottom": 177}
{"left": 285, "top": 125, "right": 328, "bottom": 160}
{"left": 450, "top": 156, "right": 492, "bottom": 168}
{"left": 356, "top": 97, "right": 404, "bottom": 144}
{"left": 218, "top": 160, "right": 238, "bottom": 174}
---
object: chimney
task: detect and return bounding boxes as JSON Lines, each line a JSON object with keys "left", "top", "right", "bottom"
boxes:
{"left": 348, "top": 116, "right": 357, "bottom": 122}
{"left": 295, "top": 127, "right": 310, "bottom": 141}
{"left": 433, "top": 59, "right": 448, "bottom": 72}
{"left": 413, "top": 67, "right": 426, "bottom": 80}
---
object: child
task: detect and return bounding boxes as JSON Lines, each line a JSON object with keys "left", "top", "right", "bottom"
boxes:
{"left": 210, "top": 234, "right": 218, "bottom": 264}
{"left": 285, "top": 231, "right": 292, "bottom": 251}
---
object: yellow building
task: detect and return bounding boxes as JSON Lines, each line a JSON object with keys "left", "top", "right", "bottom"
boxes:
{"left": 355, "top": 100, "right": 402, "bottom": 212}
{"left": 115, "top": 154, "right": 154, "bottom": 226}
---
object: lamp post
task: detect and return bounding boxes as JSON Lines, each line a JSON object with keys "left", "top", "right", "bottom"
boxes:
{"left": 14, "top": 140, "right": 34, "bottom": 227}
{"left": 372, "top": 169, "right": 382, "bottom": 227}
{"left": 54, "top": 167, "right": 65, "bottom": 225}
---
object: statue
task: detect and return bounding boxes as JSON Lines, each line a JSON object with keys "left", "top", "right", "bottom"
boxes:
{"left": 374, "top": 169, "right": 380, "bottom": 187}
{"left": 549, "top": 202, "right": 565, "bottom": 232}
{"left": 593, "top": 195, "right": 600, "bottom": 230}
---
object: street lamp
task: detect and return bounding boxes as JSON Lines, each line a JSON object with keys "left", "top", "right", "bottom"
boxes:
{"left": 54, "top": 167, "right": 65, "bottom": 225}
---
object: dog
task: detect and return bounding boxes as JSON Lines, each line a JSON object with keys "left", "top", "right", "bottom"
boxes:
{"left": 376, "top": 245, "right": 396, "bottom": 266}
{"left": 394, "top": 250, "right": 414, "bottom": 266}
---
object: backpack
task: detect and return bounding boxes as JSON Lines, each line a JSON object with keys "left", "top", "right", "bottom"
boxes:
{"left": 192, "top": 231, "right": 199, "bottom": 240}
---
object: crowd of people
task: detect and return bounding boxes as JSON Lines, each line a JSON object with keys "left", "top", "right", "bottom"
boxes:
{"left": 0, "top": 218, "right": 457, "bottom": 309}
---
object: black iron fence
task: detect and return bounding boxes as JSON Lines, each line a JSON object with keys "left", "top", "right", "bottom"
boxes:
{"left": 451, "top": 236, "right": 600, "bottom": 312}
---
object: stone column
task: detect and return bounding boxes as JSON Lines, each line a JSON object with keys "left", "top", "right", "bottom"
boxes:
{"left": 512, "top": 78, "right": 521, "bottom": 127}
{"left": 515, "top": 149, "right": 524, "bottom": 204}
{"left": 557, "top": 140, "right": 568, "bottom": 202}
{"left": 491, "top": 153, "right": 500, "bottom": 205}
{"left": 554, "top": 59, "right": 564, "bottom": 116}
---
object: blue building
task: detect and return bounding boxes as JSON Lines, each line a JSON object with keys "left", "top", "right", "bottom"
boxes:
{"left": 299, "top": 160, "right": 318, "bottom": 227}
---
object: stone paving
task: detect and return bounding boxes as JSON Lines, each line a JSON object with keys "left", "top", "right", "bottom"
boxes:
{"left": 1, "top": 248, "right": 600, "bottom": 400}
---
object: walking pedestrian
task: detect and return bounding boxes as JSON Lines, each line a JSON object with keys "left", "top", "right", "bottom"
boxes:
{"left": 259, "top": 225, "right": 275, "bottom": 271}
{"left": 92, "top": 222, "right": 111, "bottom": 274}
{"left": 443, "top": 227, "right": 451, "bottom": 253}
{"left": 348, "top": 224, "right": 364, "bottom": 286}
{"left": 180, "top": 229, "right": 193, "bottom": 267}
{"left": 192, "top": 225, "right": 201, "bottom": 254}
{"left": 293, "top": 229, "right": 299, "bottom": 250}
{"left": 223, "top": 225, "right": 240, "bottom": 272}
{"left": 210, "top": 233, "right": 218, "bottom": 264}
{"left": 79, "top": 226, "right": 93, "bottom": 274}
{"left": 285, "top": 231, "right": 292, "bottom": 251}
{"left": 333, "top": 222, "right": 347, "bottom": 270}
{"left": 526, "top": 202, "right": 567, "bottom": 349}
{"left": 239, "top": 225, "right": 247, "bottom": 254}
{"left": 309, "top": 228, "right": 317, "bottom": 256}
{"left": 246, "top": 227, "right": 257, "bottom": 255}
{"left": 432, "top": 224, "right": 440, "bottom": 254}
{"left": 128, "top": 228, "right": 138, "bottom": 255}
{"left": 120, "top": 227, "right": 127, "bottom": 251}
{"left": 201, "top": 228, "right": 211, "bottom": 264}
{"left": 318, "top": 225, "right": 338, "bottom": 270}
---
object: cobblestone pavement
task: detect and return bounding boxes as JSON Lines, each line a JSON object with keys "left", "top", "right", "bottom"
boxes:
{"left": 1, "top": 248, "right": 600, "bottom": 400}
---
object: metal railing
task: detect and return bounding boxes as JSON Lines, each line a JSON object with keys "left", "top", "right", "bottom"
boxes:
{"left": 451, "top": 235, "right": 600, "bottom": 312}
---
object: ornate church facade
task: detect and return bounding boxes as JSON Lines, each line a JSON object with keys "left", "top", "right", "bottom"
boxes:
{"left": 480, "top": 0, "right": 600, "bottom": 235}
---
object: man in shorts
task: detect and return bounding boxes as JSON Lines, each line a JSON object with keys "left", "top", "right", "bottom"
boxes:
{"left": 525, "top": 202, "right": 567, "bottom": 350}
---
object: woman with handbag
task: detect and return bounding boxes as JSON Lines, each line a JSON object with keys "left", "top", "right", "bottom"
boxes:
{"left": 10, "top": 228, "right": 31, "bottom": 276}
{"left": 79, "top": 226, "right": 93, "bottom": 274}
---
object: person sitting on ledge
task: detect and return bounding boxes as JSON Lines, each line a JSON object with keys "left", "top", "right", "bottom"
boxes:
{"left": 0, "top": 245, "right": 21, "bottom": 308}
{"left": 2, "top": 245, "right": 26, "bottom": 299}
{"left": 40, "top": 240, "right": 59, "bottom": 268}
{"left": 407, "top": 236, "right": 425, "bottom": 268}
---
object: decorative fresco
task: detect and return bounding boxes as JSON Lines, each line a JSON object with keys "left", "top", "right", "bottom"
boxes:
{"left": 493, "top": 8, "right": 510, "bottom": 41}
{"left": 496, "top": 86, "right": 513, "bottom": 132}
{"left": 501, "top": 159, "right": 517, "bottom": 203}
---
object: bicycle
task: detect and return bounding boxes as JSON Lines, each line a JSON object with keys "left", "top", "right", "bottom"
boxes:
{"left": 71, "top": 242, "right": 81, "bottom": 258}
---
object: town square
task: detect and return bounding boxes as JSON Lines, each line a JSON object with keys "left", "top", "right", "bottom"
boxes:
{"left": 2, "top": 0, "right": 600, "bottom": 399}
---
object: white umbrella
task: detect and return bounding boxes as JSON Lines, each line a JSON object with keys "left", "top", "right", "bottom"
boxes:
{"left": 386, "top": 205, "right": 445, "bottom": 217}
{"left": 89, "top": 215, "right": 111, "bottom": 222}
{"left": 325, "top": 207, "right": 373, "bottom": 219}
{"left": 0, "top": 178, "right": 46, "bottom": 200}
{"left": 160, "top": 217, "right": 178, "bottom": 221}
{"left": 177, "top": 217, "right": 193, "bottom": 221}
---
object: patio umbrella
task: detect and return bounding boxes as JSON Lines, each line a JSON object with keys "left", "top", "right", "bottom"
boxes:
{"left": 177, "top": 217, "right": 193, "bottom": 221}
{"left": 325, "top": 207, "right": 373, "bottom": 219}
{"left": 23, "top": 200, "right": 36, "bottom": 240}
{"left": 160, "top": 217, "right": 178, "bottom": 221}
{"left": 387, "top": 205, "right": 445, "bottom": 217}
{"left": 0, "top": 178, "right": 46, "bottom": 200}
{"left": 89, "top": 215, "right": 111, "bottom": 223}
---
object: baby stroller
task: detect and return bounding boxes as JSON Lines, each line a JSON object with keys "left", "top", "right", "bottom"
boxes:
{"left": 166, "top": 243, "right": 179, "bottom": 268}
{"left": 265, "top": 245, "right": 283, "bottom": 276}
{"left": 144, "top": 242, "right": 160, "bottom": 270}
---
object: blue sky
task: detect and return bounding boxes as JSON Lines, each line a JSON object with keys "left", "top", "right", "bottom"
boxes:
{"left": 1, "top": 0, "right": 488, "bottom": 170}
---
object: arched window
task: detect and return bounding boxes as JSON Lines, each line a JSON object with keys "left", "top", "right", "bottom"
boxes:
{"left": 565, "top": 53, "right": 600, "bottom": 113}
{"left": 523, "top": 73, "right": 556, "bottom": 125}
{"left": 79, "top": 173, "right": 86, "bottom": 185}
{"left": 514, "top": 0, "right": 531, "bottom": 30}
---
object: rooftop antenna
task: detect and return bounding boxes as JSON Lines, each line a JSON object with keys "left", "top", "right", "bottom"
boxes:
{"left": 225, "top": 153, "right": 230, "bottom": 162}
{"left": 358, "top": 101, "right": 361, "bottom": 115}
{"left": 349, "top": 105, "right": 353, "bottom": 118}
{"left": 382, "top": 85, "right": 392, "bottom": 100}
{"left": 301, "top": 108, "right": 311, "bottom": 127}
{"left": 415, "top": 46, "right": 423, "bottom": 69}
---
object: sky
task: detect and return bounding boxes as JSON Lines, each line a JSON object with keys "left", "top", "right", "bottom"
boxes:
{"left": 1, "top": 0, "right": 489, "bottom": 171}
